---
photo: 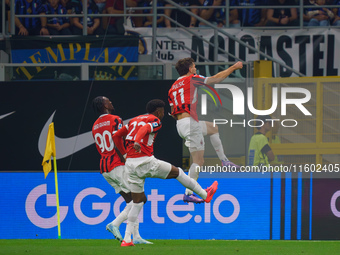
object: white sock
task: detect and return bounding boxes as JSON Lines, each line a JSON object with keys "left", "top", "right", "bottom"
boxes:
{"left": 185, "top": 163, "right": 200, "bottom": 195}
{"left": 112, "top": 201, "right": 132, "bottom": 227}
{"left": 123, "top": 202, "right": 144, "bottom": 243}
{"left": 210, "top": 133, "right": 228, "bottom": 161}
{"left": 133, "top": 218, "right": 141, "bottom": 240}
{"left": 123, "top": 221, "right": 134, "bottom": 243}
{"left": 177, "top": 167, "right": 207, "bottom": 199}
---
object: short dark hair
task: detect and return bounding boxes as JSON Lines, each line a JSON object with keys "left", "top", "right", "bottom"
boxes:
{"left": 255, "top": 115, "right": 272, "bottom": 129}
{"left": 146, "top": 99, "right": 165, "bottom": 114}
{"left": 175, "top": 57, "right": 195, "bottom": 76}
{"left": 92, "top": 96, "right": 105, "bottom": 115}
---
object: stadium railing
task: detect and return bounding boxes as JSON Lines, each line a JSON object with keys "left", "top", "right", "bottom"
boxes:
{"left": 2, "top": 1, "right": 339, "bottom": 79}
{"left": 0, "top": 62, "right": 170, "bottom": 81}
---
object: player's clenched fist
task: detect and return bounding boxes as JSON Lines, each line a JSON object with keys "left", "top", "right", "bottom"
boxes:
{"left": 232, "top": 61, "right": 243, "bottom": 70}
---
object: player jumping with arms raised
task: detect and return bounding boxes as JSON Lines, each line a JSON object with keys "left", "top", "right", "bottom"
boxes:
{"left": 168, "top": 58, "right": 243, "bottom": 203}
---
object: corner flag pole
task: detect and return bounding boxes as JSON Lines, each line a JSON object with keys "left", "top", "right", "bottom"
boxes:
{"left": 42, "top": 122, "right": 61, "bottom": 239}
{"left": 53, "top": 154, "right": 61, "bottom": 239}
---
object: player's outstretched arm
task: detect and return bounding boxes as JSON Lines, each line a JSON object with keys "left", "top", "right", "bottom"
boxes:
{"left": 115, "top": 144, "right": 126, "bottom": 163}
{"left": 133, "top": 124, "right": 152, "bottom": 153}
{"left": 113, "top": 126, "right": 128, "bottom": 155}
{"left": 206, "top": 61, "right": 243, "bottom": 85}
{"left": 134, "top": 124, "right": 152, "bottom": 143}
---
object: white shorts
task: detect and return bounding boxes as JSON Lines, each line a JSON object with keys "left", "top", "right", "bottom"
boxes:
{"left": 199, "top": 121, "right": 207, "bottom": 136}
{"left": 102, "top": 165, "right": 130, "bottom": 194}
{"left": 176, "top": 117, "right": 205, "bottom": 152}
{"left": 125, "top": 156, "right": 172, "bottom": 193}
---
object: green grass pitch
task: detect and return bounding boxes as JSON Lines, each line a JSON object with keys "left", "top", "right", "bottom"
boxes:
{"left": 1, "top": 240, "right": 340, "bottom": 255}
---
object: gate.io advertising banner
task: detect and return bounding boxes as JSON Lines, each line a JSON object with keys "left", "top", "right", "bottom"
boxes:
{"left": 2, "top": 173, "right": 339, "bottom": 239}
{"left": 0, "top": 173, "right": 270, "bottom": 239}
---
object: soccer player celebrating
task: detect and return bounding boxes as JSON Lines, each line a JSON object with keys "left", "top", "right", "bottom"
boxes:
{"left": 92, "top": 96, "right": 151, "bottom": 245}
{"left": 168, "top": 58, "right": 243, "bottom": 203}
{"left": 113, "top": 99, "right": 218, "bottom": 247}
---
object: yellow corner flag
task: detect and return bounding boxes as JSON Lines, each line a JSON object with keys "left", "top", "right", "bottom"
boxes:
{"left": 41, "top": 122, "right": 62, "bottom": 239}
{"left": 42, "top": 123, "right": 56, "bottom": 178}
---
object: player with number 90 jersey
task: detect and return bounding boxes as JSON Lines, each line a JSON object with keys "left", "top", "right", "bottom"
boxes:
{"left": 113, "top": 114, "right": 162, "bottom": 158}
{"left": 92, "top": 114, "right": 124, "bottom": 174}
{"left": 168, "top": 74, "right": 207, "bottom": 122}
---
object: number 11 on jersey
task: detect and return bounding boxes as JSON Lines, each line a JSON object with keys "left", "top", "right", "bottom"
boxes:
{"left": 172, "top": 88, "right": 184, "bottom": 105}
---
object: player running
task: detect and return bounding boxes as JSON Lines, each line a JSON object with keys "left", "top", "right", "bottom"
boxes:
{"left": 168, "top": 58, "right": 243, "bottom": 203}
{"left": 92, "top": 96, "right": 151, "bottom": 245}
{"left": 113, "top": 99, "right": 218, "bottom": 247}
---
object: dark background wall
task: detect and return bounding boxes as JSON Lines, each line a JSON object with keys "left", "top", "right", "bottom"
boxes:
{"left": 0, "top": 80, "right": 182, "bottom": 171}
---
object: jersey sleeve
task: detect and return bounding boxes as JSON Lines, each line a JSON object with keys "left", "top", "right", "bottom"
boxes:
{"left": 112, "top": 117, "right": 123, "bottom": 133}
{"left": 260, "top": 136, "right": 271, "bottom": 154}
{"left": 261, "top": 144, "right": 272, "bottom": 154}
{"left": 149, "top": 118, "right": 162, "bottom": 133}
{"left": 117, "top": 118, "right": 123, "bottom": 130}
{"left": 192, "top": 75, "right": 208, "bottom": 87}
{"left": 113, "top": 124, "right": 128, "bottom": 155}
{"left": 134, "top": 124, "right": 152, "bottom": 144}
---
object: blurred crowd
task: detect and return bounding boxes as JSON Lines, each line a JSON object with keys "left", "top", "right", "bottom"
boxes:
{"left": 1, "top": 0, "right": 340, "bottom": 36}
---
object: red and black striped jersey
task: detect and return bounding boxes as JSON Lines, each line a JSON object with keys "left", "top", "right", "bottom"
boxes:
{"left": 113, "top": 114, "right": 162, "bottom": 158}
{"left": 168, "top": 74, "right": 207, "bottom": 122}
{"left": 92, "top": 114, "right": 124, "bottom": 174}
